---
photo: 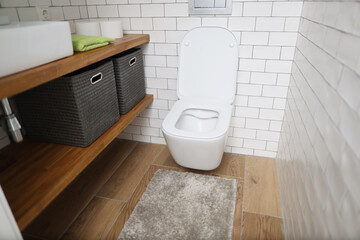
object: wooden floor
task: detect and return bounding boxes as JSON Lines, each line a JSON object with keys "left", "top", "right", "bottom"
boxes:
{"left": 22, "top": 140, "right": 283, "bottom": 240}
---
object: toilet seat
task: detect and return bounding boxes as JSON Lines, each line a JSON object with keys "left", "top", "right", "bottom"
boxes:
{"left": 162, "top": 97, "right": 232, "bottom": 140}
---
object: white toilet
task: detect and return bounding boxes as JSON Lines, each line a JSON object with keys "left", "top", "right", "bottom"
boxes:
{"left": 161, "top": 27, "right": 239, "bottom": 171}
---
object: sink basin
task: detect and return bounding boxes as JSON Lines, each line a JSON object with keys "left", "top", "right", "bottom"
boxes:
{"left": 0, "top": 21, "right": 73, "bottom": 78}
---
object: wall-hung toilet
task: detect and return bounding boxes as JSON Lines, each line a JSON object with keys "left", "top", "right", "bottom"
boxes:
{"left": 161, "top": 27, "right": 239, "bottom": 171}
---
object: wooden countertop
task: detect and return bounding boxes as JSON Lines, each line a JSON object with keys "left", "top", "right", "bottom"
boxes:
{"left": 0, "top": 34, "right": 150, "bottom": 99}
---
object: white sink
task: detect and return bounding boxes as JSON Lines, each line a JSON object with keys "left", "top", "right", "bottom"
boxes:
{"left": 0, "top": 21, "right": 73, "bottom": 78}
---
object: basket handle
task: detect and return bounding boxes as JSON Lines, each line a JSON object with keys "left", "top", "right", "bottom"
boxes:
{"left": 90, "top": 72, "right": 103, "bottom": 85}
{"left": 129, "top": 57, "right": 137, "bottom": 66}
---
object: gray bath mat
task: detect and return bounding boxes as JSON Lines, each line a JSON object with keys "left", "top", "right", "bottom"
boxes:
{"left": 118, "top": 169, "right": 237, "bottom": 240}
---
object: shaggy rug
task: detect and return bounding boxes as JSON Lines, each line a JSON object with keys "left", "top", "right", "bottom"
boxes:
{"left": 118, "top": 169, "right": 237, "bottom": 240}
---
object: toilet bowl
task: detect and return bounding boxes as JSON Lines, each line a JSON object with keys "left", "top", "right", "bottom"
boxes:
{"left": 161, "top": 27, "right": 238, "bottom": 171}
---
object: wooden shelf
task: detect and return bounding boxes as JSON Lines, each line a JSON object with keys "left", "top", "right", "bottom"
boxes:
{"left": 0, "top": 34, "right": 149, "bottom": 99}
{"left": 0, "top": 34, "right": 151, "bottom": 230}
{"left": 0, "top": 94, "right": 153, "bottom": 231}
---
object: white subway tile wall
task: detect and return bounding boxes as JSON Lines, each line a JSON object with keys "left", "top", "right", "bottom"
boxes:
{"left": 277, "top": 1, "right": 360, "bottom": 238}
{"left": 0, "top": 0, "right": 303, "bottom": 157}
{"left": 74, "top": 0, "right": 302, "bottom": 157}
{"left": 0, "top": 0, "right": 88, "bottom": 32}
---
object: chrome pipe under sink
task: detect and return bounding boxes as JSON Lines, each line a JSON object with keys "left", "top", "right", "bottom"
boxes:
{"left": 1, "top": 98, "right": 23, "bottom": 143}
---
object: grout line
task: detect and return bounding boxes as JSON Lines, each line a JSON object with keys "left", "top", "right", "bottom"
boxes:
{"left": 304, "top": 17, "right": 360, "bottom": 39}
{"left": 283, "top": 67, "right": 326, "bottom": 166}
{"left": 292, "top": 50, "right": 351, "bottom": 160}
{"left": 239, "top": 156, "right": 246, "bottom": 240}
{"left": 151, "top": 163, "right": 182, "bottom": 170}
{"left": 151, "top": 144, "right": 166, "bottom": 164}
{"left": 95, "top": 195, "right": 127, "bottom": 203}
{"left": 113, "top": 143, "right": 165, "bottom": 204}
{"left": 103, "top": 145, "right": 165, "bottom": 239}
{"left": 85, "top": 4, "right": 90, "bottom": 20}
{"left": 94, "top": 140, "right": 138, "bottom": 197}
{"left": 95, "top": 4, "right": 99, "bottom": 18}
{"left": 57, "top": 141, "right": 138, "bottom": 240}
{"left": 274, "top": 158, "right": 286, "bottom": 229}
{"left": 150, "top": 163, "right": 244, "bottom": 180}
{"left": 210, "top": 173, "right": 243, "bottom": 180}
{"left": 102, "top": 201, "right": 127, "bottom": 240}
{"left": 242, "top": 210, "right": 283, "bottom": 220}
{"left": 231, "top": 179, "right": 239, "bottom": 240}
{"left": 298, "top": 22, "right": 359, "bottom": 77}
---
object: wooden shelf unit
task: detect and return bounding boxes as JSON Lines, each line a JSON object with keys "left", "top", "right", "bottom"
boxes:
{"left": 0, "top": 94, "right": 153, "bottom": 231}
{"left": 0, "top": 34, "right": 152, "bottom": 231}
{"left": 0, "top": 34, "right": 150, "bottom": 99}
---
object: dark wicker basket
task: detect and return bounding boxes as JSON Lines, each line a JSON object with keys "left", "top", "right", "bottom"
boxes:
{"left": 112, "top": 48, "right": 146, "bottom": 114}
{"left": 15, "top": 59, "right": 120, "bottom": 147}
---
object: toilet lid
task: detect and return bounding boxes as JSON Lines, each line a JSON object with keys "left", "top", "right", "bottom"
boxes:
{"left": 178, "top": 27, "right": 239, "bottom": 104}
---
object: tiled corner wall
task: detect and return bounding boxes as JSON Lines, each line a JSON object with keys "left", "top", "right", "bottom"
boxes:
{"left": 277, "top": 1, "right": 360, "bottom": 238}
{"left": 0, "top": 0, "right": 89, "bottom": 32}
{"left": 0, "top": 0, "right": 303, "bottom": 157}
{"left": 108, "top": 0, "right": 303, "bottom": 157}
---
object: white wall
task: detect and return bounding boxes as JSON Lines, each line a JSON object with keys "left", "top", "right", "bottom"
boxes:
{"left": 105, "top": 0, "right": 302, "bottom": 157}
{"left": 0, "top": 0, "right": 88, "bottom": 32}
{"left": 0, "top": 0, "right": 303, "bottom": 157}
{"left": 277, "top": 1, "right": 360, "bottom": 238}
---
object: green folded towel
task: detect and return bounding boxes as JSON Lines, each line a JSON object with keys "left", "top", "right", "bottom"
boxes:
{"left": 72, "top": 35, "right": 115, "bottom": 52}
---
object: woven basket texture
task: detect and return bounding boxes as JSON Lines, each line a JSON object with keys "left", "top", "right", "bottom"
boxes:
{"left": 112, "top": 48, "right": 146, "bottom": 114}
{"left": 15, "top": 59, "right": 120, "bottom": 147}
